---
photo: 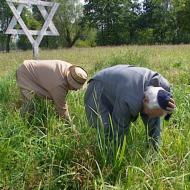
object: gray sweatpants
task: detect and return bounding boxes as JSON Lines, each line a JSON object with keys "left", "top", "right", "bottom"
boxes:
{"left": 84, "top": 80, "right": 116, "bottom": 141}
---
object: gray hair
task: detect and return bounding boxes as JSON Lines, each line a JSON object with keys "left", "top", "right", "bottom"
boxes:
{"left": 144, "top": 86, "right": 164, "bottom": 109}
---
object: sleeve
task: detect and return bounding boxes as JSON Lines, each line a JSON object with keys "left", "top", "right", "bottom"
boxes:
{"left": 140, "top": 112, "right": 161, "bottom": 150}
{"left": 49, "top": 86, "right": 71, "bottom": 121}
{"left": 111, "top": 98, "right": 131, "bottom": 144}
{"left": 149, "top": 73, "right": 171, "bottom": 92}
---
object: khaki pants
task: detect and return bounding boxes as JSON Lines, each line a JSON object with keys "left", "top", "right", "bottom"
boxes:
{"left": 16, "top": 68, "right": 36, "bottom": 118}
{"left": 19, "top": 88, "right": 36, "bottom": 118}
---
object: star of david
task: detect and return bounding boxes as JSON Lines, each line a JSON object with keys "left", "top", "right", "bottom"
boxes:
{"left": 6, "top": 0, "right": 59, "bottom": 48}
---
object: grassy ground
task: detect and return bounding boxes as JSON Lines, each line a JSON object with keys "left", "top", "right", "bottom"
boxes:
{"left": 0, "top": 46, "right": 190, "bottom": 189}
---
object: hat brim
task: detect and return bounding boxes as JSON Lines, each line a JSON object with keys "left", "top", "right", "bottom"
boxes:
{"left": 67, "top": 70, "right": 84, "bottom": 90}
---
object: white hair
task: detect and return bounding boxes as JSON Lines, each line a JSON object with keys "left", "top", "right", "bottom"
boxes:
{"left": 144, "top": 86, "right": 164, "bottom": 109}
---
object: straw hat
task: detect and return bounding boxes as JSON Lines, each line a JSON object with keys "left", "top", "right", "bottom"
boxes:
{"left": 67, "top": 65, "right": 88, "bottom": 90}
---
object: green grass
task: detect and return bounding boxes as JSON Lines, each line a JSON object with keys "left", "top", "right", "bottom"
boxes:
{"left": 0, "top": 45, "right": 190, "bottom": 189}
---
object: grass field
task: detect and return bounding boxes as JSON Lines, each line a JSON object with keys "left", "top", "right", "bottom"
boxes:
{"left": 0, "top": 46, "right": 190, "bottom": 189}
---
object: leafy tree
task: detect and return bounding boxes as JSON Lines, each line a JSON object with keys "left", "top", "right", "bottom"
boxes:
{"left": 127, "top": 0, "right": 141, "bottom": 44}
{"left": 171, "top": 0, "right": 190, "bottom": 43}
{"left": 0, "top": 0, "right": 13, "bottom": 52}
{"left": 138, "top": 0, "right": 174, "bottom": 44}
{"left": 84, "top": 0, "right": 141, "bottom": 45}
{"left": 17, "top": 7, "right": 41, "bottom": 50}
{"left": 75, "top": 27, "right": 97, "bottom": 47}
{"left": 31, "top": 5, "right": 52, "bottom": 48}
{"left": 54, "top": 0, "right": 85, "bottom": 48}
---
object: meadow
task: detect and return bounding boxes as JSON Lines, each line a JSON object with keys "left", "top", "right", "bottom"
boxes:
{"left": 0, "top": 45, "right": 190, "bottom": 189}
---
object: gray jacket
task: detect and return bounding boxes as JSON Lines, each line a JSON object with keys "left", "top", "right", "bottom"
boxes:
{"left": 91, "top": 65, "right": 171, "bottom": 145}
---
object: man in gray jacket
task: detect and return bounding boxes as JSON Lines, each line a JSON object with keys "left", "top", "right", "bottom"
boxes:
{"left": 84, "top": 65, "right": 175, "bottom": 149}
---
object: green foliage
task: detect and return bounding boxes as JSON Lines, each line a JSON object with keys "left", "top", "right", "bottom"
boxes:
{"left": 83, "top": 0, "right": 190, "bottom": 45}
{"left": 53, "top": 0, "right": 85, "bottom": 48}
{"left": 84, "top": 0, "right": 140, "bottom": 45}
{"left": 0, "top": 0, "right": 13, "bottom": 52}
{"left": 17, "top": 36, "right": 32, "bottom": 50}
{"left": 16, "top": 7, "right": 41, "bottom": 50}
{"left": 75, "top": 28, "right": 97, "bottom": 47}
{"left": 2, "top": 0, "right": 190, "bottom": 50}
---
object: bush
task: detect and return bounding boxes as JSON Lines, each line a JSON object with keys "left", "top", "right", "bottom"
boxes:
{"left": 17, "top": 36, "right": 32, "bottom": 50}
{"left": 75, "top": 39, "right": 96, "bottom": 47}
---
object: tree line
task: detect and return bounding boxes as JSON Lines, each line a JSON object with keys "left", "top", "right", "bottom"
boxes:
{"left": 1, "top": 0, "right": 190, "bottom": 52}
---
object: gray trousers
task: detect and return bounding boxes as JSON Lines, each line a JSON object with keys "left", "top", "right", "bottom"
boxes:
{"left": 84, "top": 80, "right": 115, "bottom": 141}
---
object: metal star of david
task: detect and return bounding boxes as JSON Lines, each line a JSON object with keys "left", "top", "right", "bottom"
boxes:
{"left": 5, "top": 0, "right": 60, "bottom": 59}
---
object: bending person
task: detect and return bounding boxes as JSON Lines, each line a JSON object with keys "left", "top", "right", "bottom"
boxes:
{"left": 16, "top": 60, "right": 88, "bottom": 122}
{"left": 84, "top": 65, "right": 175, "bottom": 150}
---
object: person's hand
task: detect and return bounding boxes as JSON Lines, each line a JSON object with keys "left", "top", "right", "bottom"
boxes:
{"left": 166, "top": 98, "right": 176, "bottom": 112}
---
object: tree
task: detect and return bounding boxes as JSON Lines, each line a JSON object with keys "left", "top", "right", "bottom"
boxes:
{"left": 0, "top": 0, "right": 13, "bottom": 52}
{"left": 54, "top": 0, "right": 85, "bottom": 48}
{"left": 84, "top": 0, "right": 141, "bottom": 45}
{"left": 17, "top": 7, "right": 42, "bottom": 50}
{"left": 138, "top": 0, "right": 174, "bottom": 44}
{"left": 170, "top": 0, "right": 190, "bottom": 43}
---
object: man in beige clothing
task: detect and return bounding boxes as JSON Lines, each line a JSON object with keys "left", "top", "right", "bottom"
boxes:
{"left": 16, "top": 60, "right": 88, "bottom": 121}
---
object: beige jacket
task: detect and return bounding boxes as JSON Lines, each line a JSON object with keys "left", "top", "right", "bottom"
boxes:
{"left": 16, "top": 60, "right": 72, "bottom": 119}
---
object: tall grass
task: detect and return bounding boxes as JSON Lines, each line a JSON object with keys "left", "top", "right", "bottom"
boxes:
{"left": 0, "top": 46, "right": 190, "bottom": 189}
